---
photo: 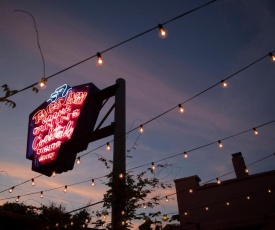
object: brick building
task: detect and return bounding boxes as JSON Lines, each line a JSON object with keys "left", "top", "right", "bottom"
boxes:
{"left": 173, "top": 152, "right": 275, "bottom": 230}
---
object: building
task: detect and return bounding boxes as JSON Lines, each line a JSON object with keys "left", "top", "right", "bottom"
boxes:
{"left": 173, "top": 152, "right": 275, "bottom": 230}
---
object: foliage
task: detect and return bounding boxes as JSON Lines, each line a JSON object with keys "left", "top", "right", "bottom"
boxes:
{"left": 98, "top": 157, "right": 172, "bottom": 229}
{"left": 0, "top": 202, "right": 91, "bottom": 230}
{"left": 0, "top": 84, "right": 18, "bottom": 108}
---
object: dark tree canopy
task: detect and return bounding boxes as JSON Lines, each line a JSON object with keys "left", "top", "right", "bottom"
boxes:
{"left": 0, "top": 202, "right": 91, "bottom": 230}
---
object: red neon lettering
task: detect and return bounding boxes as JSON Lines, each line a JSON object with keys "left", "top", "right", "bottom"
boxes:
{"left": 33, "top": 109, "right": 48, "bottom": 124}
{"left": 65, "top": 91, "right": 87, "bottom": 105}
{"left": 46, "top": 98, "right": 64, "bottom": 114}
{"left": 31, "top": 89, "right": 88, "bottom": 163}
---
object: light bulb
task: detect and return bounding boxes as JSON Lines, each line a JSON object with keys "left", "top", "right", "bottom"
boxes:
{"left": 85, "top": 219, "right": 89, "bottom": 223}
{"left": 246, "top": 196, "right": 250, "bottom": 200}
{"left": 71, "top": 222, "right": 74, "bottom": 226}
{"left": 91, "top": 179, "right": 95, "bottom": 187}
{"left": 31, "top": 178, "right": 35, "bottom": 186}
{"left": 189, "top": 188, "right": 193, "bottom": 193}
{"left": 55, "top": 223, "right": 59, "bottom": 227}
{"left": 183, "top": 152, "right": 188, "bottom": 159}
{"left": 121, "top": 210, "right": 125, "bottom": 215}
{"left": 253, "top": 128, "right": 258, "bottom": 135}
{"left": 184, "top": 211, "right": 188, "bottom": 216}
{"left": 151, "top": 162, "right": 155, "bottom": 171}
{"left": 64, "top": 185, "right": 68, "bottom": 193}
{"left": 122, "top": 221, "right": 125, "bottom": 226}
{"left": 139, "top": 125, "right": 144, "bottom": 133}
{"left": 76, "top": 157, "right": 80, "bottom": 164}
{"left": 143, "top": 204, "right": 146, "bottom": 209}
{"left": 106, "top": 142, "right": 111, "bottom": 151}
{"left": 165, "top": 196, "right": 169, "bottom": 202}
{"left": 40, "top": 191, "right": 44, "bottom": 198}
{"left": 96, "top": 52, "right": 103, "bottom": 66}
{"left": 162, "top": 214, "right": 168, "bottom": 221}
{"left": 16, "top": 196, "right": 20, "bottom": 202}
{"left": 245, "top": 168, "right": 249, "bottom": 173}
{"left": 178, "top": 104, "right": 184, "bottom": 113}
{"left": 216, "top": 178, "right": 221, "bottom": 185}
{"left": 38, "top": 77, "right": 47, "bottom": 89}
{"left": 205, "top": 206, "right": 209, "bottom": 211}
{"left": 218, "top": 140, "right": 223, "bottom": 148}
{"left": 221, "top": 80, "right": 228, "bottom": 88}
{"left": 119, "top": 173, "right": 124, "bottom": 179}
{"left": 158, "top": 24, "right": 168, "bottom": 39}
{"left": 268, "top": 189, "right": 272, "bottom": 193}
{"left": 52, "top": 171, "right": 56, "bottom": 177}
{"left": 269, "top": 52, "right": 275, "bottom": 61}
{"left": 226, "top": 201, "right": 230, "bottom": 206}
{"left": 9, "top": 186, "right": 14, "bottom": 193}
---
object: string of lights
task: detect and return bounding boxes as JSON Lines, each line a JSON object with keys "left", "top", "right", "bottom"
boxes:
{"left": 2, "top": 0, "right": 219, "bottom": 101}
{"left": 1, "top": 117, "right": 274, "bottom": 202}
{"left": 0, "top": 174, "right": 108, "bottom": 202}
{"left": 78, "top": 50, "right": 275, "bottom": 160}
{"left": 1, "top": 127, "right": 273, "bottom": 206}
{"left": 0, "top": 182, "right": 87, "bottom": 206}
{"left": 157, "top": 152, "right": 275, "bottom": 201}
{"left": 0, "top": 174, "right": 42, "bottom": 194}
{"left": 161, "top": 184, "right": 274, "bottom": 221}
{"left": 128, "top": 119, "right": 275, "bottom": 172}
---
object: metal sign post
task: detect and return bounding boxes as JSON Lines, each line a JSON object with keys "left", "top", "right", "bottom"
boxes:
{"left": 112, "top": 78, "right": 126, "bottom": 229}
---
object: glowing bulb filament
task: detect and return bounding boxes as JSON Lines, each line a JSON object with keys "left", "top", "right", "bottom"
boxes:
{"left": 139, "top": 125, "right": 144, "bottom": 133}
{"left": 97, "top": 52, "right": 103, "bottom": 66}
{"left": 184, "top": 152, "right": 188, "bottom": 158}
{"left": 151, "top": 162, "right": 155, "bottom": 171}
{"left": 162, "top": 214, "right": 168, "bottom": 221}
{"left": 9, "top": 186, "right": 14, "bottom": 193}
{"left": 178, "top": 104, "right": 184, "bottom": 113}
{"left": 221, "top": 80, "right": 228, "bottom": 88}
{"left": 158, "top": 24, "right": 168, "bottom": 39}
{"left": 38, "top": 77, "right": 47, "bottom": 89}
{"left": 106, "top": 142, "right": 111, "bottom": 151}
{"left": 253, "top": 128, "right": 258, "bottom": 135}
{"left": 269, "top": 52, "right": 275, "bottom": 61}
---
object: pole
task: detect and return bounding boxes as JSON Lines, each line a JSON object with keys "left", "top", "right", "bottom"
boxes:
{"left": 112, "top": 78, "right": 126, "bottom": 229}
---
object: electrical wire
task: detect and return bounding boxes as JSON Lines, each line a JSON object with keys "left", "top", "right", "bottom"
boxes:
{"left": 3, "top": 0, "right": 219, "bottom": 100}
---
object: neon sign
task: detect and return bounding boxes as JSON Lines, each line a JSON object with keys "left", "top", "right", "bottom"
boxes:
{"left": 27, "top": 83, "right": 102, "bottom": 176}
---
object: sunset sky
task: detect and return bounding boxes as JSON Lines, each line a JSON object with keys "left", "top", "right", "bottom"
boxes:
{"left": 1, "top": 0, "right": 275, "bottom": 228}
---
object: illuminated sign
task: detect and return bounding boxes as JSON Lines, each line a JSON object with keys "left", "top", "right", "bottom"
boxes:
{"left": 27, "top": 83, "right": 102, "bottom": 176}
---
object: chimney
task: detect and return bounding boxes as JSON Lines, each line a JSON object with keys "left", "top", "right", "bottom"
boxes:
{"left": 232, "top": 152, "right": 249, "bottom": 179}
